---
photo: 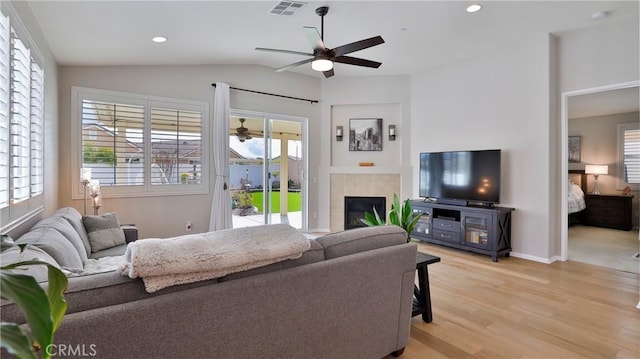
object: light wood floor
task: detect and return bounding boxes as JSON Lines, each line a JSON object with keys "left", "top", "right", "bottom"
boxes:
{"left": 401, "top": 242, "right": 640, "bottom": 359}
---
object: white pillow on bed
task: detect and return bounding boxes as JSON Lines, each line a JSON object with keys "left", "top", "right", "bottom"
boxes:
{"left": 569, "top": 181, "right": 584, "bottom": 196}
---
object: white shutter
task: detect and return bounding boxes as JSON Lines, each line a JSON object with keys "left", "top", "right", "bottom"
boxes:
{"left": 623, "top": 129, "right": 640, "bottom": 184}
{"left": 30, "top": 60, "right": 43, "bottom": 195}
{"left": 150, "top": 107, "right": 202, "bottom": 185}
{"left": 81, "top": 99, "right": 144, "bottom": 186}
{"left": 10, "top": 28, "right": 30, "bottom": 203}
{"left": 0, "top": 11, "right": 9, "bottom": 208}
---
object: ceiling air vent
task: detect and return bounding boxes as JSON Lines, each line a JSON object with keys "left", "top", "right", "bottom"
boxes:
{"left": 269, "top": 1, "right": 306, "bottom": 16}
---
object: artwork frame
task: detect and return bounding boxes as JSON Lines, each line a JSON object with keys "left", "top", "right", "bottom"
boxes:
{"left": 349, "top": 118, "right": 383, "bottom": 151}
{"left": 568, "top": 136, "right": 581, "bottom": 163}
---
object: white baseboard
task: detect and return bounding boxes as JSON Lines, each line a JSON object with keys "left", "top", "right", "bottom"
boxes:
{"left": 509, "top": 251, "right": 555, "bottom": 264}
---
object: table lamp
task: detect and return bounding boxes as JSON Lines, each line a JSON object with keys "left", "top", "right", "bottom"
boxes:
{"left": 585, "top": 164, "right": 608, "bottom": 195}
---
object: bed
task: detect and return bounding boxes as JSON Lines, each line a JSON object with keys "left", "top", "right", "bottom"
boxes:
{"left": 568, "top": 170, "right": 587, "bottom": 225}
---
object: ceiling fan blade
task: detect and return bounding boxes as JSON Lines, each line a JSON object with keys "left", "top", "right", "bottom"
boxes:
{"left": 323, "top": 69, "right": 334, "bottom": 78}
{"left": 333, "top": 56, "right": 382, "bottom": 68}
{"left": 331, "top": 36, "right": 385, "bottom": 57}
{"left": 275, "top": 57, "right": 314, "bottom": 72}
{"left": 255, "top": 47, "right": 313, "bottom": 57}
{"left": 303, "top": 26, "right": 326, "bottom": 52}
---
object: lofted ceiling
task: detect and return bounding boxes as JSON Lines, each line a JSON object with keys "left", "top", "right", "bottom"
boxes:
{"left": 26, "top": 1, "right": 638, "bottom": 78}
{"left": 23, "top": 1, "right": 640, "bottom": 118}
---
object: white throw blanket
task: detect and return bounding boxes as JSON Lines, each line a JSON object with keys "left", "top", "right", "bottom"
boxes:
{"left": 118, "top": 224, "right": 310, "bottom": 293}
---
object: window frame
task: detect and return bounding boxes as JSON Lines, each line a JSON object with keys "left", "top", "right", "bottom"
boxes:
{"left": 617, "top": 121, "right": 640, "bottom": 191}
{"left": 1, "top": 2, "right": 45, "bottom": 233}
{"left": 71, "top": 87, "right": 210, "bottom": 199}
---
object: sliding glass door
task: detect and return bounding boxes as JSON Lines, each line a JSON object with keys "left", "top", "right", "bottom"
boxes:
{"left": 229, "top": 111, "right": 307, "bottom": 230}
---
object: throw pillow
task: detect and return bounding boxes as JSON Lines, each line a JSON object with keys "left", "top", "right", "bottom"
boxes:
{"left": 83, "top": 213, "right": 126, "bottom": 253}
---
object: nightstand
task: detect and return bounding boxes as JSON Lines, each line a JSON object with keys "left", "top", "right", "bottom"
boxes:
{"left": 584, "top": 194, "right": 633, "bottom": 231}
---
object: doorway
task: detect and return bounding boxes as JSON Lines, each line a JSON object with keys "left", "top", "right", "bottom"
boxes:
{"left": 560, "top": 81, "right": 639, "bottom": 268}
{"left": 228, "top": 110, "right": 308, "bottom": 231}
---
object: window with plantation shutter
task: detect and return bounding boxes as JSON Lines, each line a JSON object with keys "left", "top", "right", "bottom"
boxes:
{"left": 81, "top": 99, "right": 145, "bottom": 186}
{"left": 1, "top": 3, "right": 46, "bottom": 231}
{"left": 618, "top": 123, "right": 640, "bottom": 188}
{"left": 0, "top": 11, "right": 9, "bottom": 209}
{"left": 10, "top": 29, "right": 31, "bottom": 203}
{"left": 150, "top": 107, "right": 203, "bottom": 185}
{"left": 30, "top": 60, "right": 44, "bottom": 195}
{"left": 73, "top": 87, "right": 208, "bottom": 198}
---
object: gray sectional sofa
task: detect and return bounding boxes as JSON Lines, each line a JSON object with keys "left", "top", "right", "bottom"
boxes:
{"left": 0, "top": 207, "right": 137, "bottom": 282}
{"left": 1, "top": 213, "right": 417, "bottom": 358}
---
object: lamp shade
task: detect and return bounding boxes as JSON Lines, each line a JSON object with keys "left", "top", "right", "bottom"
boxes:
{"left": 585, "top": 164, "right": 608, "bottom": 175}
{"left": 81, "top": 168, "right": 92, "bottom": 182}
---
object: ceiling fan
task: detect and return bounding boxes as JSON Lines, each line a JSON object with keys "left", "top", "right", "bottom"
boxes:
{"left": 256, "top": 6, "right": 384, "bottom": 78}
{"left": 235, "top": 118, "right": 253, "bottom": 142}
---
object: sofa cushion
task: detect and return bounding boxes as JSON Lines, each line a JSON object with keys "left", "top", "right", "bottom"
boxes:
{"left": 0, "top": 245, "right": 61, "bottom": 282}
{"left": 16, "top": 227, "right": 84, "bottom": 271}
{"left": 83, "top": 213, "right": 126, "bottom": 252}
{"left": 54, "top": 207, "right": 91, "bottom": 258}
{"left": 89, "top": 243, "right": 128, "bottom": 259}
{"left": 316, "top": 226, "right": 407, "bottom": 259}
{"left": 33, "top": 216, "right": 88, "bottom": 262}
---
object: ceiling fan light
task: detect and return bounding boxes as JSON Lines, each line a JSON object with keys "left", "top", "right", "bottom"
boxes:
{"left": 312, "top": 58, "right": 333, "bottom": 72}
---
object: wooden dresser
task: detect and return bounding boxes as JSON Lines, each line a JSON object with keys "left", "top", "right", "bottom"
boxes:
{"left": 584, "top": 194, "right": 633, "bottom": 231}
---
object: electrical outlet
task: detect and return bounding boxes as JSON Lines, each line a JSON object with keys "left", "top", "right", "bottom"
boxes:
{"left": 186, "top": 222, "right": 192, "bottom": 232}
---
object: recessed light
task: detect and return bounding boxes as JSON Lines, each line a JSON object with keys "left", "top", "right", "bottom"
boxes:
{"left": 152, "top": 36, "right": 167, "bottom": 43}
{"left": 466, "top": 4, "right": 482, "bottom": 13}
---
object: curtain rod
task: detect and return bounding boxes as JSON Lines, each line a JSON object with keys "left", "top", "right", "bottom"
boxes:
{"left": 211, "top": 83, "right": 318, "bottom": 104}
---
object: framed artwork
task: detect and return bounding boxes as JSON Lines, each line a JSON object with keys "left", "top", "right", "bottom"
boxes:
{"left": 568, "top": 136, "right": 581, "bottom": 163}
{"left": 349, "top": 118, "right": 383, "bottom": 151}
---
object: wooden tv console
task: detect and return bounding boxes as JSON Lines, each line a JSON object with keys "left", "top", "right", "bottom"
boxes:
{"left": 410, "top": 200, "right": 514, "bottom": 262}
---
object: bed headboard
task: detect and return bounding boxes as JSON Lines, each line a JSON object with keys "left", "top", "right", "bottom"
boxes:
{"left": 568, "top": 169, "right": 588, "bottom": 193}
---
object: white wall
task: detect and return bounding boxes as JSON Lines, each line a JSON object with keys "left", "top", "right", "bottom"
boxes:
{"left": 58, "top": 65, "right": 320, "bottom": 238}
{"left": 556, "top": 15, "right": 639, "bottom": 257}
{"left": 5, "top": 1, "right": 58, "bottom": 238}
{"left": 317, "top": 75, "right": 411, "bottom": 231}
{"left": 559, "top": 17, "right": 639, "bottom": 92}
{"left": 410, "top": 33, "right": 553, "bottom": 261}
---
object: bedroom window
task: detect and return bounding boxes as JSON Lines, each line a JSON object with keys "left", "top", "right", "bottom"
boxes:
{"left": 617, "top": 122, "right": 640, "bottom": 189}
{"left": 72, "top": 87, "right": 209, "bottom": 199}
{"left": 1, "top": 5, "right": 45, "bottom": 231}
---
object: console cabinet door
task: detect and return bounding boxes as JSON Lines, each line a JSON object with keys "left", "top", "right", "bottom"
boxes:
{"left": 411, "top": 206, "right": 432, "bottom": 240}
{"left": 461, "top": 212, "right": 492, "bottom": 250}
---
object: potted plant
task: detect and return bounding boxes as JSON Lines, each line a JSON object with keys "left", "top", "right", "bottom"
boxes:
{"left": 360, "top": 194, "right": 421, "bottom": 242}
{"left": 0, "top": 235, "right": 68, "bottom": 359}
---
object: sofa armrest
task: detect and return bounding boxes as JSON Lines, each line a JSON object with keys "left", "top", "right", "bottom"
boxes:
{"left": 121, "top": 225, "right": 138, "bottom": 243}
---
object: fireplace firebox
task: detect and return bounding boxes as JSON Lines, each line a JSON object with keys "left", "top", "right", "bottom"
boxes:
{"left": 344, "top": 196, "right": 386, "bottom": 230}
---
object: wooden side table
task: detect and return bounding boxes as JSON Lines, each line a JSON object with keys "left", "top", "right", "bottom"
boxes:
{"left": 413, "top": 252, "right": 441, "bottom": 323}
{"left": 584, "top": 194, "right": 633, "bottom": 230}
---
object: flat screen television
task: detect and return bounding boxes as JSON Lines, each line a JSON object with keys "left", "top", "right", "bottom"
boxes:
{"left": 419, "top": 149, "right": 501, "bottom": 205}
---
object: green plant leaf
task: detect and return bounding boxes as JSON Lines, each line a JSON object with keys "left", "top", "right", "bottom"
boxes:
{"left": 360, "top": 206, "right": 385, "bottom": 226}
{"left": 0, "top": 322, "right": 37, "bottom": 359}
{"left": 46, "top": 265, "right": 68, "bottom": 332}
{"left": 0, "top": 271, "right": 54, "bottom": 358}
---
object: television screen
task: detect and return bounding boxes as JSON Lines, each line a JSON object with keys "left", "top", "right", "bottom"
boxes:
{"left": 419, "top": 149, "right": 501, "bottom": 204}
